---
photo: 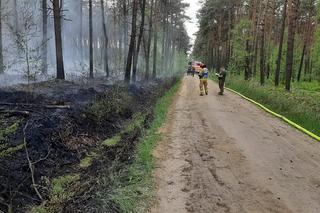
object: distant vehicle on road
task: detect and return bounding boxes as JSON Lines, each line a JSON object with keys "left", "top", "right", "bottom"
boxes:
{"left": 187, "top": 62, "right": 194, "bottom": 76}
{"left": 192, "top": 61, "right": 203, "bottom": 75}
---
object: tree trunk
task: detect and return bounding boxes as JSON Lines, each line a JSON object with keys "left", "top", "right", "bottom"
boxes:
{"left": 285, "top": 0, "right": 297, "bottom": 91}
{"left": 297, "top": 43, "right": 306, "bottom": 82}
{"left": 275, "top": 0, "right": 287, "bottom": 86}
{"left": 124, "top": 0, "right": 138, "bottom": 83}
{"left": 132, "top": 0, "right": 146, "bottom": 82}
{"left": 160, "top": 0, "right": 167, "bottom": 73}
{"left": 260, "top": 20, "right": 265, "bottom": 86}
{"left": 89, "top": 0, "right": 94, "bottom": 79}
{"left": 53, "top": 0, "right": 65, "bottom": 80}
{"left": 152, "top": 18, "right": 158, "bottom": 79}
{"left": 245, "top": 39, "right": 251, "bottom": 80}
{"left": 145, "top": 0, "right": 154, "bottom": 81}
{"left": 0, "top": 0, "right": 3, "bottom": 74}
{"left": 80, "top": 0, "right": 83, "bottom": 62}
{"left": 123, "top": 0, "right": 128, "bottom": 66}
{"left": 41, "top": 0, "right": 48, "bottom": 75}
{"left": 100, "top": 0, "right": 109, "bottom": 78}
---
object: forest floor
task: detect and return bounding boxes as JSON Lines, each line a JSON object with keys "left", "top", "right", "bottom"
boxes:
{"left": 0, "top": 78, "right": 177, "bottom": 213}
{"left": 151, "top": 76, "right": 320, "bottom": 213}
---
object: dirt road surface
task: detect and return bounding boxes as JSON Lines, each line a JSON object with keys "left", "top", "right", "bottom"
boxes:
{"left": 151, "top": 76, "right": 320, "bottom": 213}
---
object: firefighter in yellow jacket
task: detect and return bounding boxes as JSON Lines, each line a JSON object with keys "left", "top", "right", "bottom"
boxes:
{"left": 199, "top": 64, "right": 209, "bottom": 96}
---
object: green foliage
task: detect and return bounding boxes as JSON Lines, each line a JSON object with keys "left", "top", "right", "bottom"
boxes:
{"left": 51, "top": 174, "right": 80, "bottom": 203}
{"left": 311, "top": 27, "right": 320, "bottom": 81}
{"left": 0, "top": 119, "right": 23, "bottom": 157}
{"left": 225, "top": 75, "right": 320, "bottom": 136}
{"left": 85, "top": 86, "right": 133, "bottom": 125}
{"left": 0, "top": 144, "right": 24, "bottom": 158}
{"left": 230, "top": 19, "right": 252, "bottom": 72}
{"left": 102, "top": 135, "right": 121, "bottom": 147}
{"left": 31, "top": 174, "right": 80, "bottom": 213}
{"left": 79, "top": 152, "right": 98, "bottom": 168}
{"left": 0, "top": 119, "right": 22, "bottom": 142}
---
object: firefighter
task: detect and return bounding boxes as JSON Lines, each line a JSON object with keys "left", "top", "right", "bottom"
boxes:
{"left": 217, "top": 67, "right": 227, "bottom": 95}
{"left": 199, "top": 64, "right": 209, "bottom": 96}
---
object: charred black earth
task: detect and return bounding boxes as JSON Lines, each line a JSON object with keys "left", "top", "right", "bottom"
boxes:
{"left": 0, "top": 78, "right": 177, "bottom": 213}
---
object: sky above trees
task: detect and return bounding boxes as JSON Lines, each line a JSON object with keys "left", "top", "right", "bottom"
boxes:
{"left": 184, "top": 0, "right": 201, "bottom": 45}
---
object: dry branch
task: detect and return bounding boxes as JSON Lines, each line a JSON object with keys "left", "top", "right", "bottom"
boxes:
{"left": 0, "top": 109, "right": 31, "bottom": 116}
{"left": 23, "top": 121, "right": 43, "bottom": 201}
{"left": 0, "top": 102, "right": 71, "bottom": 109}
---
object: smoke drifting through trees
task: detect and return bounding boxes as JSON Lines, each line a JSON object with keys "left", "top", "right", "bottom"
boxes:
{"left": 194, "top": 0, "right": 320, "bottom": 91}
{"left": 0, "top": 0, "right": 190, "bottom": 86}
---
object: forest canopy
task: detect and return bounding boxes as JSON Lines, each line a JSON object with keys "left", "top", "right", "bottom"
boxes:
{"left": 193, "top": 0, "right": 320, "bottom": 91}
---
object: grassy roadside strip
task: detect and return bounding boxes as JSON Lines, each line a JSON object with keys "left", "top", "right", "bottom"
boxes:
{"left": 104, "top": 79, "right": 182, "bottom": 212}
{"left": 216, "top": 75, "right": 320, "bottom": 139}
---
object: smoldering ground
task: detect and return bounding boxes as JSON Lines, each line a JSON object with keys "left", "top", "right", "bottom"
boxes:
{"left": 0, "top": 77, "right": 178, "bottom": 213}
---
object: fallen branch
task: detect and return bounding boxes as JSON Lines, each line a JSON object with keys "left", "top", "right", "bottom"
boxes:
{"left": 0, "top": 102, "right": 71, "bottom": 109}
{"left": 0, "top": 109, "right": 31, "bottom": 116}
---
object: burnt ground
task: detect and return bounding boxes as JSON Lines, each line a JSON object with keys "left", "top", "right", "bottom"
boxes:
{"left": 0, "top": 78, "right": 177, "bottom": 213}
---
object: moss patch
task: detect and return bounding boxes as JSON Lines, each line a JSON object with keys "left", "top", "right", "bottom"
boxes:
{"left": 96, "top": 79, "right": 182, "bottom": 212}
{"left": 79, "top": 152, "right": 98, "bottom": 168}
{"left": 102, "top": 135, "right": 121, "bottom": 147}
{"left": 0, "top": 144, "right": 24, "bottom": 158}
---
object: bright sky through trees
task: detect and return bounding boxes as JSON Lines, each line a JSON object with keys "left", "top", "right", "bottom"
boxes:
{"left": 184, "top": 0, "right": 201, "bottom": 45}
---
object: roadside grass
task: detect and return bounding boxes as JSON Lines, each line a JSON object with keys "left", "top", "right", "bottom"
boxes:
{"left": 98, "top": 79, "right": 182, "bottom": 212}
{"left": 31, "top": 174, "right": 80, "bottom": 213}
{"left": 222, "top": 75, "right": 320, "bottom": 137}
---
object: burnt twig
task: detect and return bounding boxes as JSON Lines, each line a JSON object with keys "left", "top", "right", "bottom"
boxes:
{"left": 23, "top": 121, "right": 43, "bottom": 201}
{"left": 0, "top": 102, "right": 71, "bottom": 109}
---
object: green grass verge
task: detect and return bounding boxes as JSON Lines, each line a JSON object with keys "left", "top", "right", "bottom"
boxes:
{"left": 102, "top": 79, "right": 182, "bottom": 212}
{"left": 222, "top": 75, "right": 320, "bottom": 137}
{"left": 31, "top": 174, "right": 80, "bottom": 213}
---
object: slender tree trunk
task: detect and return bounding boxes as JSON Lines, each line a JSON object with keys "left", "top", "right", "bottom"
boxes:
{"left": 100, "top": 0, "right": 109, "bottom": 78}
{"left": 160, "top": 0, "right": 167, "bottom": 73}
{"left": 275, "top": 0, "right": 287, "bottom": 86}
{"left": 152, "top": 19, "right": 158, "bottom": 79}
{"left": 42, "top": 0, "right": 48, "bottom": 75}
{"left": 245, "top": 39, "right": 251, "bottom": 80}
{"left": 0, "top": 0, "right": 3, "bottom": 74}
{"left": 13, "top": 0, "right": 18, "bottom": 30}
{"left": 125, "top": 0, "right": 138, "bottom": 83}
{"left": 297, "top": 43, "right": 306, "bottom": 82}
{"left": 285, "top": 0, "right": 297, "bottom": 91}
{"left": 89, "top": 0, "right": 94, "bottom": 78}
{"left": 123, "top": 0, "right": 128, "bottom": 66}
{"left": 53, "top": 0, "right": 65, "bottom": 80}
{"left": 260, "top": 2, "right": 267, "bottom": 86}
{"left": 80, "top": 0, "right": 83, "bottom": 62}
{"left": 132, "top": 0, "right": 146, "bottom": 82}
{"left": 145, "top": 0, "right": 154, "bottom": 81}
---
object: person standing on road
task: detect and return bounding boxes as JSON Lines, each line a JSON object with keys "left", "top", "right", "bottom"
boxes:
{"left": 199, "top": 64, "right": 209, "bottom": 96}
{"left": 216, "top": 67, "right": 227, "bottom": 95}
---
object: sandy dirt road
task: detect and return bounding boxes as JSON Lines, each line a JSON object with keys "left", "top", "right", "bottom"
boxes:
{"left": 151, "top": 76, "right": 320, "bottom": 213}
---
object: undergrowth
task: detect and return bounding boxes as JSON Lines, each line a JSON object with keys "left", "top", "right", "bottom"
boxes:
{"left": 96, "top": 80, "right": 181, "bottom": 212}
{"left": 30, "top": 79, "right": 181, "bottom": 213}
